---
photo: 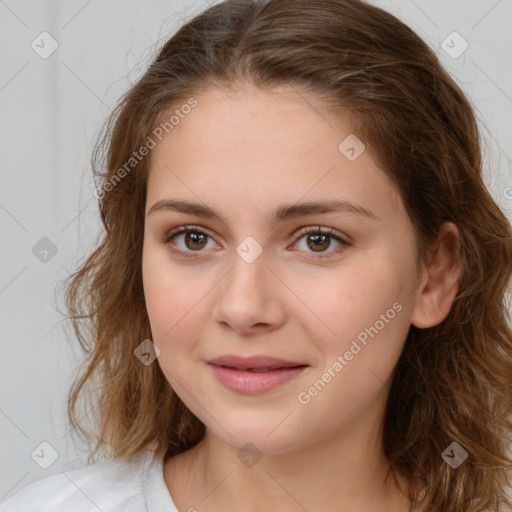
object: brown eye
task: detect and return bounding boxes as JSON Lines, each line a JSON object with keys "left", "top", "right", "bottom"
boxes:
{"left": 293, "top": 226, "right": 351, "bottom": 258}
{"left": 183, "top": 231, "right": 208, "bottom": 250}
{"left": 306, "top": 233, "right": 332, "bottom": 252}
{"left": 162, "top": 226, "right": 218, "bottom": 258}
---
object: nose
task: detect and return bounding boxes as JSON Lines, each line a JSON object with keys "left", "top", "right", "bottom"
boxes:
{"left": 212, "top": 249, "right": 286, "bottom": 336}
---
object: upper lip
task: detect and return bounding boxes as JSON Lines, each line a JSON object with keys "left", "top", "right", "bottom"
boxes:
{"left": 207, "top": 355, "right": 308, "bottom": 370}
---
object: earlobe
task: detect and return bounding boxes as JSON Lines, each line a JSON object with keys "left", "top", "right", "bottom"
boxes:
{"left": 411, "top": 222, "right": 463, "bottom": 329}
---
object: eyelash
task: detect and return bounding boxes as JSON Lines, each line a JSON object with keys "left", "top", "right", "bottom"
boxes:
{"left": 160, "top": 225, "right": 352, "bottom": 260}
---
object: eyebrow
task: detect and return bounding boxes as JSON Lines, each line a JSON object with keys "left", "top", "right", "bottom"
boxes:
{"left": 147, "top": 199, "right": 378, "bottom": 227}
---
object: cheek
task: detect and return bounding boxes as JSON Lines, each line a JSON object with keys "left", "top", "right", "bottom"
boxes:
{"left": 143, "top": 271, "right": 204, "bottom": 386}
{"left": 298, "top": 261, "right": 404, "bottom": 339}
{"left": 292, "top": 269, "right": 411, "bottom": 428}
{"left": 142, "top": 245, "right": 200, "bottom": 351}
{"left": 293, "top": 258, "right": 412, "bottom": 377}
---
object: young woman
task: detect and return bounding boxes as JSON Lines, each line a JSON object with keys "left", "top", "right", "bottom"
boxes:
{"left": 2, "top": 0, "right": 511, "bottom": 511}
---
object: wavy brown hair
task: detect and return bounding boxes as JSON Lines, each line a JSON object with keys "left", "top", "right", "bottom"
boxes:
{"left": 61, "top": 0, "right": 512, "bottom": 510}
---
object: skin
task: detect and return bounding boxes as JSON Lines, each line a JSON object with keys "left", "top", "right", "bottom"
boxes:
{"left": 141, "top": 85, "right": 462, "bottom": 512}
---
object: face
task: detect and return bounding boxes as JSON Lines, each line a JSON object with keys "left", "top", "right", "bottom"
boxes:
{"left": 142, "top": 85, "right": 425, "bottom": 455}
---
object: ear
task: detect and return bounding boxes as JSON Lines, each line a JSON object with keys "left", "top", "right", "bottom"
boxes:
{"left": 411, "top": 222, "right": 463, "bottom": 329}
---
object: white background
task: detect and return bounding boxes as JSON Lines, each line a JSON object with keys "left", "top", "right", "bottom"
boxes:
{"left": 1, "top": 0, "right": 511, "bottom": 502}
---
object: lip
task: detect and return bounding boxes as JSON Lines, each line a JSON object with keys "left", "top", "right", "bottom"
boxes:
{"left": 209, "top": 365, "right": 309, "bottom": 394}
{"left": 207, "top": 354, "right": 308, "bottom": 371}
{"left": 207, "top": 355, "right": 310, "bottom": 395}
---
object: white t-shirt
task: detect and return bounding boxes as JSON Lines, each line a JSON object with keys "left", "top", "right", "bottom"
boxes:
{"left": 0, "top": 449, "right": 179, "bottom": 512}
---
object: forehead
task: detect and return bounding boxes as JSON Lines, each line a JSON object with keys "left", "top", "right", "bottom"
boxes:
{"left": 146, "top": 86, "right": 405, "bottom": 224}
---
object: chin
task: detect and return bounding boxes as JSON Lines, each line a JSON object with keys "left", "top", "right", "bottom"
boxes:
{"left": 206, "top": 420, "right": 308, "bottom": 457}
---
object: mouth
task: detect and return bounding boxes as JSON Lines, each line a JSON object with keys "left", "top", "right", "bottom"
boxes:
{"left": 207, "top": 354, "right": 309, "bottom": 371}
{"left": 207, "top": 355, "right": 310, "bottom": 394}
{"left": 213, "top": 365, "right": 308, "bottom": 373}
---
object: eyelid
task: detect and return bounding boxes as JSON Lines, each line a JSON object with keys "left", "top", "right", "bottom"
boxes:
{"left": 159, "top": 224, "right": 216, "bottom": 243}
{"left": 289, "top": 226, "right": 351, "bottom": 259}
{"left": 294, "top": 225, "right": 350, "bottom": 244}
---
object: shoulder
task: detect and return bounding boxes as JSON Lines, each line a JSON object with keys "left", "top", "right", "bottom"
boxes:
{"left": 0, "top": 450, "right": 154, "bottom": 512}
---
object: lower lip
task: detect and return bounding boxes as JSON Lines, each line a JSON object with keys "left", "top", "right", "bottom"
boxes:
{"left": 208, "top": 364, "right": 308, "bottom": 394}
